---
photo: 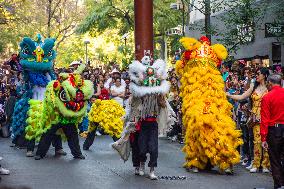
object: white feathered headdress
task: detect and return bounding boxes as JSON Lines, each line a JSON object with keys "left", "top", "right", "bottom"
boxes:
{"left": 129, "top": 56, "right": 170, "bottom": 97}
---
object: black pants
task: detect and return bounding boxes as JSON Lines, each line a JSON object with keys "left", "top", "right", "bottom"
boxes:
{"left": 36, "top": 123, "right": 82, "bottom": 158}
{"left": 27, "top": 135, "right": 63, "bottom": 152}
{"left": 167, "top": 123, "right": 182, "bottom": 137}
{"left": 138, "top": 121, "right": 158, "bottom": 167}
{"left": 240, "top": 123, "right": 254, "bottom": 161}
{"left": 12, "top": 132, "right": 28, "bottom": 148}
{"left": 83, "top": 123, "right": 119, "bottom": 150}
{"left": 267, "top": 126, "right": 284, "bottom": 189}
{"left": 131, "top": 132, "right": 146, "bottom": 167}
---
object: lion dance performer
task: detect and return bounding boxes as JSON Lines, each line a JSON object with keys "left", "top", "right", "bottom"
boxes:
{"left": 175, "top": 36, "right": 243, "bottom": 174}
{"left": 83, "top": 98, "right": 125, "bottom": 150}
{"left": 32, "top": 64, "right": 94, "bottom": 160}
{"left": 11, "top": 34, "right": 66, "bottom": 157}
{"left": 112, "top": 56, "right": 175, "bottom": 180}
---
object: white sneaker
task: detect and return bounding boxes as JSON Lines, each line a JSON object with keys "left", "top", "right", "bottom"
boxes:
{"left": 246, "top": 161, "right": 254, "bottom": 170}
{"left": 250, "top": 167, "right": 258, "bottom": 173}
{"left": 26, "top": 151, "right": 34, "bottom": 157}
{"left": 224, "top": 168, "right": 233, "bottom": 175}
{"left": 171, "top": 136, "right": 177, "bottom": 142}
{"left": 95, "top": 131, "right": 101, "bottom": 136}
{"left": 241, "top": 158, "right": 248, "bottom": 166}
{"left": 0, "top": 157, "right": 3, "bottom": 161}
{"left": 0, "top": 167, "right": 10, "bottom": 175}
{"left": 192, "top": 167, "right": 199, "bottom": 173}
{"left": 149, "top": 171, "right": 158, "bottom": 180}
{"left": 139, "top": 163, "right": 145, "bottom": 176}
{"left": 262, "top": 168, "right": 270, "bottom": 173}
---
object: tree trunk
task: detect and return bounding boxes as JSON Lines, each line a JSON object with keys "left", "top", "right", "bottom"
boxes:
{"left": 47, "top": 0, "right": 52, "bottom": 38}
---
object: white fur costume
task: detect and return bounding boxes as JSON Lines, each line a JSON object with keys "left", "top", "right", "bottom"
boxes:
{"left": 112, "top": 57, "right": 176, "bottom": 161}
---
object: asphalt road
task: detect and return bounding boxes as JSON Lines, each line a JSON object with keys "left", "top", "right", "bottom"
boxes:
{"left": 0, "top": 136, "right": 273, "bottom": 189}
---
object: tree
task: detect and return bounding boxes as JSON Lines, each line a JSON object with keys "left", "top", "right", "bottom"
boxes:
{"left": 19, "top": 0, "right": 84, "bottom": 50}
{"left": 269, "top": 0, "right": 284, "bottom": 42}
{"left": 217, "top": 0, "right": 271, "bottom": 54}
{"left": 0, "top": 0, "right": 84, "bottom": 62}
{"left": 76, "top": 0, "right": 183, "bottom": 62}
{"left": 76, "top": 0, "right": 134, "bottom": 36}
{"left": 185, "top": 0, "right": 229, "bottom": 40}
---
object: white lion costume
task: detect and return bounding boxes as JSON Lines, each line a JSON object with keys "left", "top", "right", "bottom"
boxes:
{"left": 112, "top": 56, "right": 175, "bottom": 161}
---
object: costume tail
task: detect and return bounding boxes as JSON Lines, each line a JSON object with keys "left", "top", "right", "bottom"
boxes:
{"left": 25, "top": 100, "right": 43, "bottom": 140}
{"left": 11, "top": 97, "right": 30, "bottom": 138}
{"left": 88, "top": 99, "right": 125, "bottom": 138}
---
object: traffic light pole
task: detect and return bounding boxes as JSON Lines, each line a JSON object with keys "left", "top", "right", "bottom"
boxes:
{"left": 134, "top": 0, "right": 154, "bottom": 61}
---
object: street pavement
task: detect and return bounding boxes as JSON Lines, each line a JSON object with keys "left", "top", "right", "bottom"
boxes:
{"left": 0, "top": 136, "right": 273, "bottom": 189}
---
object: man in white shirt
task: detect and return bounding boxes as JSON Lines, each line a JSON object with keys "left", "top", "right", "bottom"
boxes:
{"left": 104, "top": 69, "right": 126, "bottom": 89}
{"left": 110, "top": 78, "right": 125, "bottom": 107}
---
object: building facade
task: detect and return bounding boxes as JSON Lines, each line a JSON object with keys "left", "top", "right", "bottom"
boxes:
{"left": 186, "top": 0, "right": 284, "bottom": 67}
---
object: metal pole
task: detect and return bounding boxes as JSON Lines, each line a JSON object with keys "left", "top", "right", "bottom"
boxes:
{"left": 85, "top": 43, "right": 88, "bottom": 65}
{"left": 134, "top": 0, "right": 154, "bottom": 61}
{"left": 205, "top": 0, "right": 211, "bottom": 42}
{"left": 181, "top": 0, "right": 185, "bottom": 36}
{"left": 164, "top": 35, "right": 167, "bottom": 63}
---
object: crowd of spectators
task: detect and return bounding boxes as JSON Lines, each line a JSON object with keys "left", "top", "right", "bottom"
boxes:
{"left": 223, "top": 56, "right": 284, "bottom": 173}
{"left": 1, "top": 54, "right": 283, "bottom": 170}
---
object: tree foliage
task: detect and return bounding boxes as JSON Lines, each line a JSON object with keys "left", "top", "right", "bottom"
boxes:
{"left": 77, "top": 0, "right": 183, "bottom": 62}
{"left": 217, "top": 0, "right": 271, "bottom": 53}
{"left": 0, "top": 0, "right": 83, "bottom": 62}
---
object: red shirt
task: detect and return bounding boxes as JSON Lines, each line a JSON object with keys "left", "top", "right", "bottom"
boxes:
{"left": 260, "top": 86, "right": 284, "bottom": 142}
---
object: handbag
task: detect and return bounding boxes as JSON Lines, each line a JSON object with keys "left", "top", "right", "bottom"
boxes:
{"left": 246, "top": 112, "right": 260, "bottom": 128}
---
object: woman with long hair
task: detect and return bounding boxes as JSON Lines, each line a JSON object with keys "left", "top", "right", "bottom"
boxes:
{"left": 227, "top": 67, "right": 270, "bottom": 173}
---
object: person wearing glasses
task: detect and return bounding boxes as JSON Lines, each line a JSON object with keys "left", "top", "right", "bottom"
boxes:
{"left": 227, "top": 68, "right": 270, "bottom": 173}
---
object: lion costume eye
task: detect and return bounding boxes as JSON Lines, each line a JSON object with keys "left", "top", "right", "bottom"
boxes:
{"left": 22, "top": 46, "right": 30, "bottom": 55}
{"left": 59, "top": 90, "right": 68, "bottom": 102}
{"left": 47, "top": 50, "right": 53, "bottom": 57}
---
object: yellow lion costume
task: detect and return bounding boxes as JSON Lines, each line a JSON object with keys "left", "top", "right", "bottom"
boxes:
{"left": 176, "top": 36, "right": 243, "bottom": 172}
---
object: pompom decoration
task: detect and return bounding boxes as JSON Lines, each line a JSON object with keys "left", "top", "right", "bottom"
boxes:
{"left": 212, "top": 44, "right": 228, "bottom": 60}
{"left": 88, "top": 99, "right": 125, "bottom": 138}
{"left": 199, "top": 35, "right": 210, "bottom": 44}
{"left": 176, "top": 36, "right": 243, "bottom": 171}
{"left": 184, "top": 51, "right": 192, "bottom": 60}
{"left": 25, "top": 100, "right": 43, "bottom": 140}
{"left": 53, "top": 80, "right": 60, "bottom": 90}
{"left": 179, "top": 37, "right": 201, "bottom": 51}
{"left": 29, "top": 69, "right": 94, "bottom": 141}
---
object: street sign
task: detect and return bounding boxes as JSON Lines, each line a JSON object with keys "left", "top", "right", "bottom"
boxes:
{"left": 166, "top": 26, "right": 183, "bottom": 36}
{"left": 237, "top": 23, "right": 254, "bottom": 43}
{"left": 265, "top": 23, "right": 284, "bottom": 37}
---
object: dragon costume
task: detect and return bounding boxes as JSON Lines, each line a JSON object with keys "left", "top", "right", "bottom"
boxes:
{"left": 82, "top": 99, "right": 125, "bottom": 150}
{"left": 175, "top": 36, "right": 243, "bottom": 172}
{"left": 11, "top": 34, "right": 56, "bottom": 141}
{"left": 30, "top": 64, "right": 94, "bottom": 141}
{"left": 31, "top": 64, "right": 94, "bottom": 160}
{"left": 88, "top": 99, "right": 125, "bottom": 139}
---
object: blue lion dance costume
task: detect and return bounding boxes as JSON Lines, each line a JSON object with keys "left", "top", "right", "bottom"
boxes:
{"left": 11, "top": 34, "right": 56, "bottom": 146}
